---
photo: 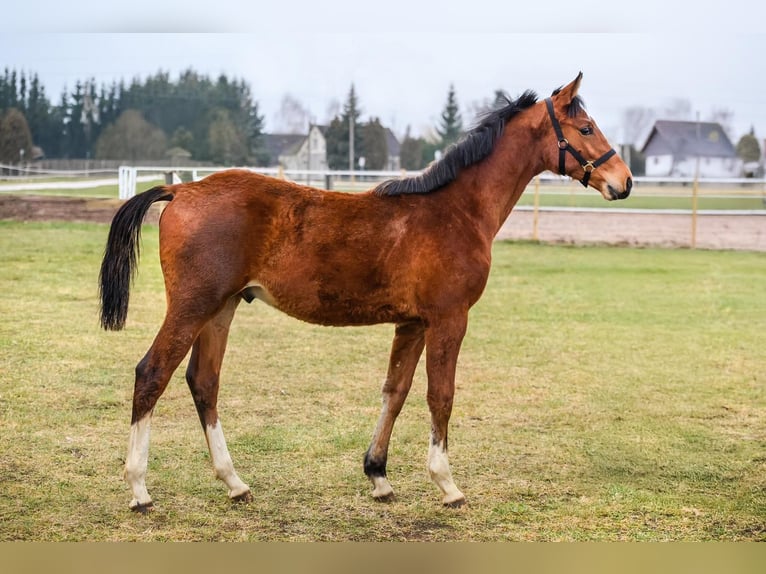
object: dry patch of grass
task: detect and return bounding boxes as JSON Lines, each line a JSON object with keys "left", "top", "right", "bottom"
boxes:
{"left": 0, "top": 221, "right": 764, "bottom": 540}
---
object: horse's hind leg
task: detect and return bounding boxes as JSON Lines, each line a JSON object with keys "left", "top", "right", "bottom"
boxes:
{"left": 364, "top": 321, "right": 425, "bottom": 501}
{"left": 185, "top": 296, "right": 251, "bottom": 503}
{"left": 125, "top": 311, "right": 212, "bottom": 512}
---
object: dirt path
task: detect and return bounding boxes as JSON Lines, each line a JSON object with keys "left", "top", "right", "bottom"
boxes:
{"left": 498, "top": 208, "right": 766, "bottom": 251}
{"left": 0, "top": 195, "right": 163, "bottom": 225}
{"left": 1, "top": 195, "right": 764, "bottom": 251}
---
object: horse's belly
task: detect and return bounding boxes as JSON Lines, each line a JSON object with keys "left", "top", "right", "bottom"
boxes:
{"left": 241, "top": 280, "right": 412, "bottom": 327}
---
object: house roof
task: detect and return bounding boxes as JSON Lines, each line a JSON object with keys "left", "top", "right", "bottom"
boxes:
{"left": 384, "top": 128, "right": 401, "bottom": 157}
{"left": 262, "top": 124, "right": 401, "bottom": 165}
{"left": 311, "top": 124, "right": 328, "bottom": 136}
{"left": 261, "top": 134, "right": 306, "bottom": 163}
{"left": 640, "top": 120, "right": 737, "bottom": 158}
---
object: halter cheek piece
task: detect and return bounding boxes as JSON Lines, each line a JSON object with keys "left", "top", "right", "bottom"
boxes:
{"left": 545, "top": 97, "right": 616, "bottom": 188}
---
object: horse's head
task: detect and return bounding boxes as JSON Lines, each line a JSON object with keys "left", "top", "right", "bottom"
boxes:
{"left": 544, "top": 72, "right": 632, "bottom": 201}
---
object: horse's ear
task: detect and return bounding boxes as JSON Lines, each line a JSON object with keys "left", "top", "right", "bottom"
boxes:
{"left": 554, "top": 72, "right": 583, "bottom": 103}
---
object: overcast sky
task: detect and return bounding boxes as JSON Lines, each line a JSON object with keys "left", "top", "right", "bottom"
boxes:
{"left": 3, "top": 2, "right": 765, "bottom": 146}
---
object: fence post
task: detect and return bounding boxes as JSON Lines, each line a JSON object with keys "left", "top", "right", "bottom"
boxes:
{"left": 118, "top": 166, "right": 137, "bottom": 200}
{"left": 691, "top": 164, "right": 699, "bottom": 248}
{"left": 532, "top": 175, "right": 540, "bottom": 241}
{"left": 118, "top": 166, "right": 127, "bottom": 199}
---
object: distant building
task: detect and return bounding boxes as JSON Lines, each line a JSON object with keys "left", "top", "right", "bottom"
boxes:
{"left": 261, "top": 125, "right": 328, "bottom": 171}
{"left": 384, "top": 128, "right": 401, "bottom": 171}
{"left": 262, "top": 124, "right": 401, "bottom": 172}
{"left": 640, "top": 120, "right": 741, "bottom": 178}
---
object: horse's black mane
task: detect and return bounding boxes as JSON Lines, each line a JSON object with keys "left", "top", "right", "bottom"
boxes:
{"left": 373, "top": 90, "right": 539, "bottom": 197}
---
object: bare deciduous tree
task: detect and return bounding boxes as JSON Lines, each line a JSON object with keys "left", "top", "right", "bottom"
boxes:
{"left": 324, "top": 98, "right": 340, "bottom": 125}
{"left": 622, "top": 105, "right": 656, "bottom": 147}
{"left": 273, "top": 94, "right": 310, "bottom": 134}
{"left": 662, "top": 98, "right": 693, "bottom": 121}
{"left": 707, "top": 106, "right": 735, "bottom": 139}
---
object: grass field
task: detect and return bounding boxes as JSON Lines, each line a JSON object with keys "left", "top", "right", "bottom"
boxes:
{"left": 0, "top": 221, "right": 764, "bottom": 541}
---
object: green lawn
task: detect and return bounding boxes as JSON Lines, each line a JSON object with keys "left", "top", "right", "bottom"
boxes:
{"left": 0, "top": 221, "right": 764, "bottom": 540}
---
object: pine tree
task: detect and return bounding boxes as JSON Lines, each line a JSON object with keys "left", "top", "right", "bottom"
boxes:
{"left": 325, "top": 116, "right": 348, "bottom": 170}
{"left": 343, "top": 84, "right": 363, "bottom": 169}
{"left": 436, "top": 84, "right": 463, "bottom": 149}
{"left": 207, "top": 108, "right": 248, "bottom": 165}
{"left": 64, "top": 81, "right": 87, "bottom": 158}
{"left": 359, "top": 117, "right": 388, "bottom": 170}
{"left": 247, "top": 100, "right": 270, "bottom": 165}
{"left": 399, "top": 126, "right": 424, "bottom": 170}
{"left": 0, "top": 108, "right": 33, "bottom": 164}
{"left": 0, "top": 67, "right": 269, "bottom": 161}
{"left": 23, "top": 74, "right": 56, "bottom": 157}
{"left": 736, "top": 127, "right": 761, "bottom": 164}
{"left": 326, "top": 84, "right": 364, "bottom": 169}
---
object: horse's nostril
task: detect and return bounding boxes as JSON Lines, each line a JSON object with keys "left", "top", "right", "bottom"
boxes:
{"left": 626, "top": 177, "right": 633, "bottom": 195}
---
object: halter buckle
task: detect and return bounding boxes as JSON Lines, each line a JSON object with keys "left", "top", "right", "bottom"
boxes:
{"left": 582, "top": 161, "right": 595, "bottom": 173}
{"left": 557, "top": 138, "right": 569, "bottom": 150}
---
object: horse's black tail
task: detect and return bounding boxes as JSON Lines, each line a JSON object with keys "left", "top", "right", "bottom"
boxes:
{"left": 99, "top": 186, "right": 174, "bottom": 331}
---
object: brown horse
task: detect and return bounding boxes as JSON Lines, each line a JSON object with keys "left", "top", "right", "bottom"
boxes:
{"left": 100, "top": 73, "right": 632, "bottom": 512}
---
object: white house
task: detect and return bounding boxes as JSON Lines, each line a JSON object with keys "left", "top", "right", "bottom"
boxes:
{"left": 261, "top": 125, "right": 328, "bottom": 171}
{"left": 640, "top": 120, "right": 741, "bottom": 178}
{"left": 262, "top": 125, "right": 401, "bottom": 172}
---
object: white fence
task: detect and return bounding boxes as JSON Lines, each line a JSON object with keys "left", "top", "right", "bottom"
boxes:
{"left": 117, "top": 165, "right": 412, "bottom": 198}
{"left": 2, "top": 163, "right": 765, "bottom": 206}
{"left": 115, "top": 165, "right": 766, "bottom": 201}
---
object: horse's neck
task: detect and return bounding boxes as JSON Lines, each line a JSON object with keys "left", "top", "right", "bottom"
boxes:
{"left": 456, "top": 112, "right": 546, "bottom": 238}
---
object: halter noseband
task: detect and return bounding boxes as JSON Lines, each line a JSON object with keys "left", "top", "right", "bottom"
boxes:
{"left": 545, "top": 97, "right": 616, "bottom": 188}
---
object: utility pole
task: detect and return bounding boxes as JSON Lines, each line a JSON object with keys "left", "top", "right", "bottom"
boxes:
{"left": 349, "top": 114, "right": 355, "bottom": 184}
{"left": 349, "top": 115, "right": 355, "bottom": 167}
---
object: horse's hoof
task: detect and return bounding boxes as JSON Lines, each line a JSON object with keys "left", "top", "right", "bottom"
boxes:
{"left": 372, "top": 491, "right": 396, "bottom": 503}
{"left": 231, "top": 490, "right": 253, "bottom": 504}
{"left": 443, "top": 497, "right": 466, "bottom": 509}
{"left": 130, "top": 501, "right": 155, "bottom": 514}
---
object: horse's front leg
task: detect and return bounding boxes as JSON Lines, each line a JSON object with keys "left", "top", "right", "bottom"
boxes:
{"left": 365, "top": 321, "right": 425, "bottom": 501}
{"left": 425, "top": 313, "right": 468, "bottom": 507}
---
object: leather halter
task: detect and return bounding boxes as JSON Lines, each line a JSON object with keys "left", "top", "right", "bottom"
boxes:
{"left": 545, "top": 97, "right": 616, "bottom": 188}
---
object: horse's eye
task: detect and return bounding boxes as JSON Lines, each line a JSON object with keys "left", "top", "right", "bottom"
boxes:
{"left": 580, "top": 126, "right": 594, "bottom": 136}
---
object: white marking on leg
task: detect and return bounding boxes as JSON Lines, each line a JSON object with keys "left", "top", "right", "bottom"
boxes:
{"left": 370, "top": 476, "right": 394, "bottom": 499}
{"left": 124, "top": 413, "right": 153, "bottom": 509}
{"left": 427, "top": 437, "right": 465, "bottom": 505}
{"left": 205, "top": 421, "right": 250, "bottom": 499}
{"left": 368, "top": 401, "right": 396, "bottom": 499}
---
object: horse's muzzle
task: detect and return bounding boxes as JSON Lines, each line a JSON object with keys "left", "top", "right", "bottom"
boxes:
{"left": 608, "top": 177, "right": 632, "bottom": 200}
